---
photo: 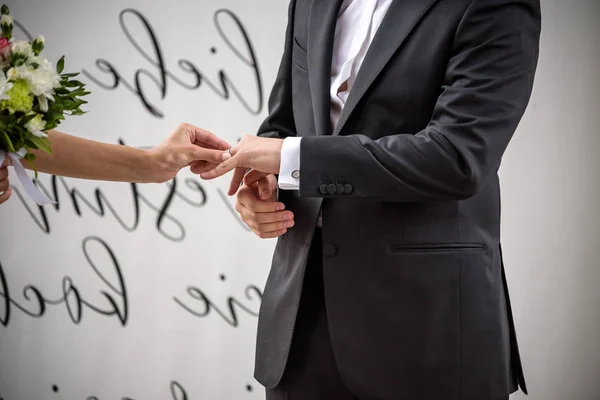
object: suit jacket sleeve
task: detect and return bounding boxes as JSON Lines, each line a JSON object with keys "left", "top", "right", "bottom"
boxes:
{"left": 299, "top": 0, "right": 541, "bottom": 201}
{"left": 256, "top": 0, "right": 298, "bottom": 140}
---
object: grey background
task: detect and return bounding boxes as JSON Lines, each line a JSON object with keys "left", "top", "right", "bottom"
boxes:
{"left": 501, "top": 1, "right": 600, "bottom": 399}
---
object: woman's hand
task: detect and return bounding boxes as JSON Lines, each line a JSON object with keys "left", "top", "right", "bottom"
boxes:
{"left": 0, "top": 156, "right": 12, "bottom": 204}
{"left": 146, "top": 123, "right": 231, "bottom": 183}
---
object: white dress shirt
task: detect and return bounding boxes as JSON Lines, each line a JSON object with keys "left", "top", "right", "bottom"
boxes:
{"left": 278, "top": 0, "right": 393, "bottom": 191}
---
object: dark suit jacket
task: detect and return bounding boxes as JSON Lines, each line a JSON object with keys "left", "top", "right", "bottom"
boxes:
{"left": 254, "top": 1, "right": 541, "bottom": 399}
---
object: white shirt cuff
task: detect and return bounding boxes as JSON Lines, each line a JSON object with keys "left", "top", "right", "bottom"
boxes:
{"left": 278, "top": 137, "right": 302, "bottom": 191}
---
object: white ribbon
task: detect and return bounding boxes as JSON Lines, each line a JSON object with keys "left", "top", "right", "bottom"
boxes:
{"left": 0, "top": 149, "right": 55, "bottom": 206}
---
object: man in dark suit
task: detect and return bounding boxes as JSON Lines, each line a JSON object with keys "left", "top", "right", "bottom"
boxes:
{"left": 201, "top": 0, "right": 541, "bottom": 398}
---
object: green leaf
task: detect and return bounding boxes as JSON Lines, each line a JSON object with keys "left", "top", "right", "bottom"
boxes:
{"left": 27, "top": 135, "right": 52, "bottom": 154}
{"left": 66, "top": 88, "right": 85, "bottom": 97}
{"left": 71, "top": 109, "right": 86, "bottom": 116}
{"left": 54, "top": 87, "right": 70, "bottom": 95}
{"left": 24, "top": 153, "right": 35, "bottom": 161}
{"left": 57, "top": 56, "right": 65, "bottom": 74}
{"left": 0, "top": 130, "right": 15, "bottom": 152}
{"left": 19, "top": 113, "right": 37, "bottom": 125}
{"left": 61, "top": 72, "right": 79, "bottom": 78}
{"left": 65, "top": 80, "right": 84, "bottom": 87}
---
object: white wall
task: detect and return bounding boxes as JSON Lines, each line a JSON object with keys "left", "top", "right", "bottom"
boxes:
{"left": 0, "top": 0, "right": 598, "bottom": 399}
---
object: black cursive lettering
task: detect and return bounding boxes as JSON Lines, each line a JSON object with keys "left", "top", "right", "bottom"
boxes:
{"left": 0, "top": 237, "right": 128, "bottom": 326}
{"left": 12, "top": 19, "right": 33, "bottom": 41}
{"left": 174, "top": 283, "right": 262, "bottom": 327}
{"left": 81, "top": 8, "right": 263, "bottom": 118}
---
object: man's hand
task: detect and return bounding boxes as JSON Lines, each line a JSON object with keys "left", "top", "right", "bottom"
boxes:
{"left": 236, "top": 174, "right": 295, "bottom": 239}
{"left": 0, "top": 156, "right": 12, "bottom": 204}
{"left": 199, "top": 136, "right": 283, "bottom": 190}
{"left": 146, "top": 123, "right": 231, "bottom": 183}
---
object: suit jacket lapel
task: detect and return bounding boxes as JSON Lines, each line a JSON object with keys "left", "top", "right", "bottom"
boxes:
{"left": 333, "top": 0, "right": 439, "bottom": 136}
{"left": 308, "top": 0, "right": 343, "bottom": 136}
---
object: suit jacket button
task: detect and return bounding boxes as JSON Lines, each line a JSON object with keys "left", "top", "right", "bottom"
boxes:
{"left": 336, "top": 184, "right": 344, "bottom": 194}
{"left": 319, "top": 184, "right": 328, "bottom": 195}
{"left": 343, "top": 184, "right": 353, "bottom": 194}
{"left": 327, "top": 184, "right": 337, "bottom": 194}
{"left": 323, "top": 243, "right": 337, "bottom": 257}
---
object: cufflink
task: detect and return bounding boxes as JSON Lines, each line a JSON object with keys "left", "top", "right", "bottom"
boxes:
{"left": 291, "top": 170, "right": 300, "bottom": 179}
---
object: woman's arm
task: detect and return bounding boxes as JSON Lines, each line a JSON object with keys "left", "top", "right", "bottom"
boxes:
{"left": 24, "top": 123, "right": 230, "bottom": 184}
{"left": 0, "top": 123, "right": 230, "bottom": 204}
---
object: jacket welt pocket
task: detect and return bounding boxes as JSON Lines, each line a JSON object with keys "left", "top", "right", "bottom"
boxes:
{"left": 390, "top": 243, "right": 485, "bottom": 253}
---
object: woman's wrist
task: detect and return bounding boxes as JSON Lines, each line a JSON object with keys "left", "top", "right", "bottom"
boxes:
{"left": 139, "top": 148, "right": 165, "bottom": 184}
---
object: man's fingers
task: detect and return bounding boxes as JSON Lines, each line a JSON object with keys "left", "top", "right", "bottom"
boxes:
{"left": 0, "top": 167, "right": 8, "bottom": 181}
{"left": 239, "top": 206, "right": 294, "bottom": 225}
{"left": 240, "top": 214, "right": 288, "bottom": 239}
{"left": 238, "top": 193, "right": 285, "bottom": 213}
{"left": 257, "top": 176, "right": 274, "bottom": 200}
{"left": 0, "top": 179, "right": 8, "bottom": 193}
{"left": 228, "top": 167, "right": 247, "bottom": 196}
{"left": 200, "top": 156, "right": 239, "bottom": 180}
{"left": 235, "top": 183, "right": 291, "bottom": 239}
{"left": 0, "top": 188, "right": 12, "bottom": 205}
{"left": 1, "top": 157, "right": 10, "bottom": 168}
{"left": 244, "top": 169, "right": 270, "bottom": 188}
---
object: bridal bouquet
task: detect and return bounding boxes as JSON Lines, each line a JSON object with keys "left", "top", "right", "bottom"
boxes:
{"left": 0, "top": 4, "right": 89, "bottom": 204}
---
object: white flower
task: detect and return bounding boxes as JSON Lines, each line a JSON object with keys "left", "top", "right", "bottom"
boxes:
{"left": 37, "top": 95, "right": 48, "bottom": 112}
{"left": 11, "top": 40, "right": 33, "bottom": 57}
{"left": 0, "top": 15, "right": 13, "bottom": 26}
{"left": 6, "top": 67, "right": 17, "bottom": 80}
{"left": 27, "top": 61, "right": 60, "bottom": 97}
{"left": 6, "top": 65, "right": 31, "bottom": 81}
{"left": 34, "top": 35, "right": 45, "bottom": 46}
{"left": 7, "top": 57, "right": 60, "bottom": 98}
{"left": 25, "top": 114, "right": 48, "bottom": 138}
{"left": 0, "top": 70, "right": 13, "bottom": 101}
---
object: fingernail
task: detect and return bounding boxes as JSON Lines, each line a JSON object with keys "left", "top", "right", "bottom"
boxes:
{"left": 284, "top": 221, "right": 294, "bottom": 228}
{"left": 261, "top": 191, "right": 269, "bottom": 199}
{"left": 276, "top": 203, "right": 285, "bottom": 211}
{"left": 283, "top": 213, "right": 293, "bottom": 220}
{"left": 222, "top": 152, "right": 232, "bottom": 161}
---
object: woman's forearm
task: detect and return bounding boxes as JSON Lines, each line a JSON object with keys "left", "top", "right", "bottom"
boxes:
{"left": 23, "top": 130, "right": 155, "bottom": 183}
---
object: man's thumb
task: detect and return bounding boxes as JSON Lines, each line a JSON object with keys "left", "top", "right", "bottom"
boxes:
{"left": 258, "top": 176, "right": 273, "bottom": 200}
